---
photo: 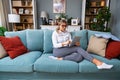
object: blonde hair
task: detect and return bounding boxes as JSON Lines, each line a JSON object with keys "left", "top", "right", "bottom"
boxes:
{"left": 56, "top": 19, "right": 67, "bottom": 32}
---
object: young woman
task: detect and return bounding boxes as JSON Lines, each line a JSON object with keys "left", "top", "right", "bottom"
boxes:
{"left": 52, "top": 20, "right": 113, "bottom": 69}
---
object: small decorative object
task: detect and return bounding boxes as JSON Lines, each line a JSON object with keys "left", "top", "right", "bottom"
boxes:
{"left": 96, "top": 2, "right": 101, "bottom": 7}
{"left": 48, "top": 19, "right": 53, "bottom": 25}
{"left": 25, "top": 1, "right": 28, "bottom": 6}
{"left": 91, "top": 2, "right": 96, "bottom": 7}
{"left": 53, "top": 0, "right": 66, "bottom": 13}
{"left": 40, "top": 11, "right": 48, "bottom": 25}
{"left": 71, "top": 19, "right": 78, "bottom": 25}
{"left": 12, "top": 1, "right": 22, "bottom": 6}
{"left": 19, "top": 8, "right": 24, "bottom": 14}
{"left": 25, "top": 9, "right": 29, "bottom": 14}
{"left": 12, "top": 8, "right": 18, "bottom": 14}
{"left": 55, "top": 15, "right": 60, "bottom": 19}
{"left": 23, "top": 18, "right": 28, "bottom": 22}
{"left": 101, "top": 1, "right": 105, "bottom": 6}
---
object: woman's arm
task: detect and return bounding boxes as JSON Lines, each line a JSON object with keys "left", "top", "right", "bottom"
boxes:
{"left": 52, "top": 31, "right": 71, "bottom": 48}
{"left": 52, "top": 31, "right": 62, "bottom": 48}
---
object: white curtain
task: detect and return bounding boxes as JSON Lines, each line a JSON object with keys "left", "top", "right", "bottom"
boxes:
{"left": 0, "top": 0, "right": 11, "bottom": 30}
{"left": 0, "top": 13, "right": 1, "bottom": 26}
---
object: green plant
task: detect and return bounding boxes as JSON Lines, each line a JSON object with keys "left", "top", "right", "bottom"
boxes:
{"left": 90, "top": 7, "right": 111, "bottom": 32}
{"left": 59, "top": 13, "right": 68, "bottom": 20}
{"left": 0, "top": 26, "right": 7, "bottom": 36}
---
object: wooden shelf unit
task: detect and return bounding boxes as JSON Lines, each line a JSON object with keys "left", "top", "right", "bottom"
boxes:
{"left": 84, "top": 0, "right": 109, "bottom": 30}
{"left": 11, "top": 0, "right": 35, "bottom": 31}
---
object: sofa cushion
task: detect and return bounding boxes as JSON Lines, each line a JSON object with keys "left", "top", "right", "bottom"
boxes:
{"left": 0, "top": 51, "right": 42, "bottom": 72}
{"left": 0, "top": 36, "right": 28, "bottom": 59}
{"left": 26, "top": 29, "right": 44, "bottom": 51}
{"left": 34, "top": 54, "right": 78, "bottom": 73}
{"left": 105, "top": 40, "right": 120, "bottom": 59}
{"left": 79, "top": 54, "right": 120, "bottom": 73}
{"left": 43, "top": 29, "right": 53, "bottom": 53}
{"left": 5, "top": 30, "right": 27, "bottom": 47}
{"left": 87, "top": 35, "right": 108, "bottom": 57}
{"left": 71, "top": 30, "right": 88, "bottom": 50}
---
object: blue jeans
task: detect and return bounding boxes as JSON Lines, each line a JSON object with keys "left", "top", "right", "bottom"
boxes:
{"left": 53, "top": 46, "right": 94, "bottom": 62}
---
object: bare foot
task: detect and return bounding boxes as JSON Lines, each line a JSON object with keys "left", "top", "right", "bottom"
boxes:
{"left": 57, "top": 57, "right": 63, "bottom": 60}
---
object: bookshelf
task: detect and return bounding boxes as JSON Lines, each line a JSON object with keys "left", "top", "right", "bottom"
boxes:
{"left": 81, "top": 0, "right": 110, "bottom": 30}
{"left": 10, "top": 0, "right": 37, "bottom": 31}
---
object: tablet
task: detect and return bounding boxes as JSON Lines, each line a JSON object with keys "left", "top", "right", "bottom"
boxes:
{"left": 69, "top": 36, "right": 80, "bottom": 47}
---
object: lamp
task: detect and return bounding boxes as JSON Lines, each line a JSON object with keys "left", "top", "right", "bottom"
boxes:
{"left": 40, "top": 11, "right": 48, "bottom": 25}
{"left": 8, "top": 14, "right": 20, "bottom": 31}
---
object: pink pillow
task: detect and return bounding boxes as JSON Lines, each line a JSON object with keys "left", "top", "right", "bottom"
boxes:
{"left": 0, "top": 36, "right": 28, "bottom": 59}
{"left": 105, "top": 40, "right": 120, "bottom": 59}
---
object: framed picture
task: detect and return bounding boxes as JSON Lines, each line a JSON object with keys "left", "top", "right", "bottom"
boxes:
{"left": 71, "top": 19, "right": 78, "bottom": 25}
{"left": 19, "top": 8, "right": 24, "bottom": 14}
{"left": 48, "top": 19, "right": 53, "bottom": 25}
{"left": 53, "top": 0, "right": 66, "bottom": 13}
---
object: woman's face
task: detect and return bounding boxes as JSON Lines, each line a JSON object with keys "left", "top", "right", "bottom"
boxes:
{"left": 59, "top": 22, "right": 67, "bottom": 32}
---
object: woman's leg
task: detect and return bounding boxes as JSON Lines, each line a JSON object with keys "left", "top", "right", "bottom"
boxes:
{"left": 63, "top": 52, "right": 83, "bottom": 62}
{"left": 53, "top": 47, "right": 78, "bottom": 57}
{"left": 53, "top": 46, "right": 113, "bottom": 69}
{"left": 53, "top": 46, "right": 93, "bottom": 62}
{"left": 76, "top": 47, "right": 113, "bottom": 69}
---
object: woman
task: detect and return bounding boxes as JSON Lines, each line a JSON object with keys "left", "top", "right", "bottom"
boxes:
{"left": 52, "top": 20, "right": 113, "bottom": 69}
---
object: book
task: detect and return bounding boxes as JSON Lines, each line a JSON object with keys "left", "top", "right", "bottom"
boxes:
{"left": 69, "top": 36, "right": 80, "bottom": 47}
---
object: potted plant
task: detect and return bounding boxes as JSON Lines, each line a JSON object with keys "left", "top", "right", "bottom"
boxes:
{"left": 0, "top": 26, "right": 7, "bottom": 36}
{"left": 90, "top": 7, "right": 111, "bottom": 32}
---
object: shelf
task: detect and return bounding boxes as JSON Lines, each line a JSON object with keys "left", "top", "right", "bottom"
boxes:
{"left": 89, "top": 6, "right": 104, "bottom": 8}
{"left": 85, "top": 14, "right": 97, "bottom": 16}
{"left": 12, "top": 6, "right": 32, "bottom": 8}
{"left": 20, "top": 14, "right": 33, "bottom": 16}
{"left": 18, "top": 22, "right": 33, "bottom": 24}
{"left": 85, "top": 23, "right": 92, "bottom": 25}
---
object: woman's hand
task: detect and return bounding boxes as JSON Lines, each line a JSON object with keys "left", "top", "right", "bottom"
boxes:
{"left": 75, "top": 42, "right": 80, "bottom": 46}
{"left": 62, "top": 40, "right": 71, "bottom": 46}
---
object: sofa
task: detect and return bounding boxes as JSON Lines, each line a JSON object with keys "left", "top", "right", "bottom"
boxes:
{"left": 0, "top": 29, "right": 120, "bottom": 80}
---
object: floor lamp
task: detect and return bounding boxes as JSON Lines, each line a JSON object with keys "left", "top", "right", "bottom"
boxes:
{"left": 8, "top": 14, "right": 20, "bottom": 31}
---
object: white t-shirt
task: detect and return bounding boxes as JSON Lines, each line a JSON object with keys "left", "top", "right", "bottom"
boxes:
{"left": 52, "top": 30, "right": 72, "bottom": 48}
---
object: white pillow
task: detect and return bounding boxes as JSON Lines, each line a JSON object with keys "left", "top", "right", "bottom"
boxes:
{"left": 0, "top": 42, "right": 7, "bottom": 58}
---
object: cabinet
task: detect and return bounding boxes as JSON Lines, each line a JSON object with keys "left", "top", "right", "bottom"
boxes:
{"left": 40, "top": 25, "right": 82, "bottom": 32}
{"left": 81, "top": 0, "right": 110, "bottom": 30}
{"left": 10, "top": 0, "right": 37, "bottom": 31}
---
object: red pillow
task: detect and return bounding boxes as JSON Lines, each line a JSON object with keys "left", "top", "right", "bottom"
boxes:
{"left": 0, "top": 36, "right": 28, "bottom": 59}
{"left": 105, "top": 40, "right": 120, "bottom": 59}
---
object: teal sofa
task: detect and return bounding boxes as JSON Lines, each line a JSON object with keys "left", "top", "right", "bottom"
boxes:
{"left": 0, "top": 29, "right": 120, "bottom": 80}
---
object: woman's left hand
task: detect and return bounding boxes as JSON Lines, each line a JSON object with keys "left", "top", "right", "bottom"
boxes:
{"left": 75, "top": 42, "right": 80, "bottom": 46}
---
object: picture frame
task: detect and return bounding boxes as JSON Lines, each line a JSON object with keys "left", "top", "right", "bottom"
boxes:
{"left": 71, "top": 19, "right": 78, "bottom": 25}
{"left": 19, "top": 8, "right": 24, "bottom": 14}
{"left": 48, "top": 19, "right": 53, "bottom": 25}
{"left": 53, "top": 0, "right": 66, "bottom": 13}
